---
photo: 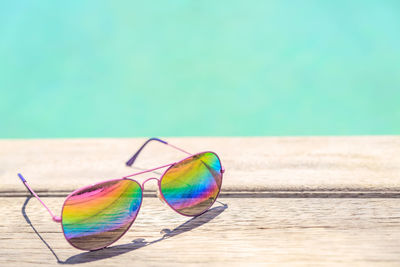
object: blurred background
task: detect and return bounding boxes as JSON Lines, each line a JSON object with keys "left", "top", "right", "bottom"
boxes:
{"left": 0, "top": 1, "right": 399, "bottom": 138}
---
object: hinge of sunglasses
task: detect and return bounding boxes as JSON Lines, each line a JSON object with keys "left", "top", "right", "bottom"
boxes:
{"left": 221, "top": 167, "right": 225, "bottom": 174}
{"left": 18, "top": 173, "right": 62, "bottom": 223}
{"left": 53, "top": 216, "right": 62, "bottom": 223}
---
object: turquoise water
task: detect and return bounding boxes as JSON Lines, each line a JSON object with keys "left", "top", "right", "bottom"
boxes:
{"left": 1, "top": 1, "right": 399, "bottom": 138}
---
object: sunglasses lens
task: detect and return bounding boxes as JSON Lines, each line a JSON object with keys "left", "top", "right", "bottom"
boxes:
{"left": 61, "top": 179, "right": 142, "bottom": 250}
{"left": 160, "top": 152, "right": 222, "bottom": 216}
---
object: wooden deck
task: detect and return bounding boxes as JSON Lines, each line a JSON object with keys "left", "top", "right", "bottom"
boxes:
{"left": 1, "top": 137, "right": 400, "bottom": 266}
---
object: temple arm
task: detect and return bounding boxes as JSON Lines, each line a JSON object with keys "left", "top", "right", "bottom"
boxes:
{"left": 126, "top": 137, "right": 191, "bottom": 167}
{"left": 17, "top": 173, "right": 61, "bottom": 223}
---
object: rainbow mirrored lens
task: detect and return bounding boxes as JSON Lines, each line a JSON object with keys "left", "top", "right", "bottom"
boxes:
{"left": 160, "top": 152, "right": 222, "bottom": 216}
{"left": 62, "top": 179, "right": 142, "bottom": 250}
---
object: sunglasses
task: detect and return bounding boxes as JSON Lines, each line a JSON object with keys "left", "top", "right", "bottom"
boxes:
{"left": 17, "top": 138, "right": 224, "bottom": 251}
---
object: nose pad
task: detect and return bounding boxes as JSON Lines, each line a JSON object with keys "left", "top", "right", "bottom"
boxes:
{"left": 156, "top": 188, "right": 166, "bottom": 205}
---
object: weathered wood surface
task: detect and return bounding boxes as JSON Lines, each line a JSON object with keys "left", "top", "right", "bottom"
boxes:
{"left": 1, "top": 137, "right": 400, "bottom": 266}
{"left": 1, "top": 197, "right": 400, "bottom": 266}
{"left": 1, "top": 136, "right": 400, "bottom": 194}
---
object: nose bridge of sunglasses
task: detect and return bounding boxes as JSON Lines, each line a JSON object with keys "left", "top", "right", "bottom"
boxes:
{"left": 140, "top": 177, "right": 166, "bottom": 205}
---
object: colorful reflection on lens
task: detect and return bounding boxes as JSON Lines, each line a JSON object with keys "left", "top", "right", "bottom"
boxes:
{"left": 62, "top": 179, "right": 142, "bottom": 250}
{"left": 160, "top": 152, "right": 222, "bottom": 216}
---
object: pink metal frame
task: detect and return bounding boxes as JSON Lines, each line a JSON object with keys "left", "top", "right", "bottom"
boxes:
{"left": 18, "top": 138, "right": 225, "bottom": 251}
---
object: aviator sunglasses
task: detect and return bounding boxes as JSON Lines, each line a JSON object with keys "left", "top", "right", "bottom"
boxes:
{"left": 17, "top": 138, "right": 224, "bottom": 251}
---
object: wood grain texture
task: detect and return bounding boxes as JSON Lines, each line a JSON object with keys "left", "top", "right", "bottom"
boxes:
{"left": 1, "top": 137, "right": 400, "bottom": 194}
{"left": 1, "top": 137, "right": 400, "bottom": 266}
{"left": 1, "top": 197, "right": 400, "bottom": 266}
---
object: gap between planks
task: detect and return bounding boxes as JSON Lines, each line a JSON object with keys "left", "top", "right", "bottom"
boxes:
{"left": 2, "top": 190, "right": 400, "bottom": 198}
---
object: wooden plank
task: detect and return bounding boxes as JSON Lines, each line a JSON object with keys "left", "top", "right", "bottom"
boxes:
{"left": 1, "top": 197, "right": 400, "bottom": 266}
{"left": 1, "top": 137, "right": 400, "bottom": 265}
{"left": 1, "top": 136, "right": 400, "bottom": 194}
